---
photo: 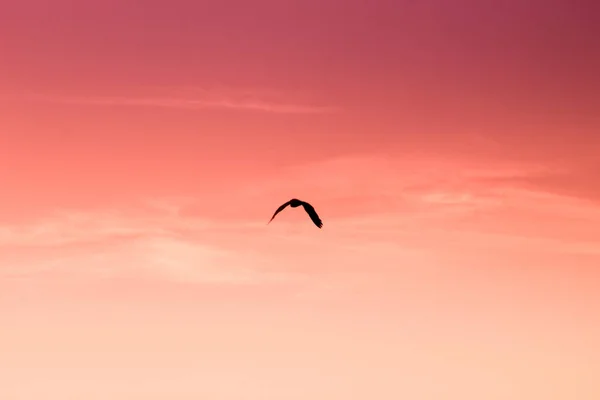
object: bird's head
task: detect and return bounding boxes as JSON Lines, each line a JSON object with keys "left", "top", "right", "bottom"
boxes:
{"left": 289, "top": 198, "right": 302, "bottom": 207}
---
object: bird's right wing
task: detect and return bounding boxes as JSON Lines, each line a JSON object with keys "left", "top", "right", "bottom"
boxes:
{"left": 302, "top": 202, "right": 323, "bottom": 228}
{"left": 267, "top": 200, "right": 292, "bottom": 224}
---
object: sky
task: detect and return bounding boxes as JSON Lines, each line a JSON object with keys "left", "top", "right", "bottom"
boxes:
{"left": 1, "top": 0, "right": 599, "bottom": 398}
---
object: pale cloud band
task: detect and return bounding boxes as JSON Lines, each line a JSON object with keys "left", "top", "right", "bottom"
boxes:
{"left": 20, "top": 91, "right": 339, "bottom": 114}
{"left": 2, "top": 154, "right": 599, "bottom": 286}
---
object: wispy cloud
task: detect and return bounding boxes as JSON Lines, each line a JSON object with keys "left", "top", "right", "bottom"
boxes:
{"left": 226, "top": 153, "right": 562, "bottom": 216}
{"left": 21, "top": 91, "right": 339, "bottom": 114}
{"left": 0, "top": 208, "right": 301, "bottom": 284}
{"left": 2, "top": 153, "right": 599, "bottom": 286}
{"left": 220, "top": 153, "right": 600, "bottom": 251}
{"left": 476, "top": 167, "right": 600, "bottom": 204}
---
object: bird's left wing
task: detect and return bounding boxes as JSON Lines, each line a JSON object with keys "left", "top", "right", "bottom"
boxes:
{"left": 268, "top": 200, "right": 292, "bottom": 224}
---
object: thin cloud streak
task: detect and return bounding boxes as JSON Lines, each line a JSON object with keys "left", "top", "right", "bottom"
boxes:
{"left": 21, "top": 92, "right": 340, "bottom": 114}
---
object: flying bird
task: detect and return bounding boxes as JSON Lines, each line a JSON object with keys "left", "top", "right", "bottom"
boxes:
{"left": 268, "top": 198, "right": 323, "bottom": 228}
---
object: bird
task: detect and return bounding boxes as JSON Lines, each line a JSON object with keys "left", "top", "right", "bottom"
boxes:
{"left": 267, "top": 198, "right": 323, "bottom": 228}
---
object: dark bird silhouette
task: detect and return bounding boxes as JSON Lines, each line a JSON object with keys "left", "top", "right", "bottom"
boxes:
{"left": 267, "top": 198, "right": 323, "bottom": 228}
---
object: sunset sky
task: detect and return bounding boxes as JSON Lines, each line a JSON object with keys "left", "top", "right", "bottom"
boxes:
{"left": 1, "top": 0, "right": 599, "bottom": 399}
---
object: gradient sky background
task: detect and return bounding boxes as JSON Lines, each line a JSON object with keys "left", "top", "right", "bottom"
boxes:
{"left": 1, "top": 0, "right": 599, "bottom": 399}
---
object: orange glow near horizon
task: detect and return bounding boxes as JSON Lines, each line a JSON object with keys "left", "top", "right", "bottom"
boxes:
{"left": 1, "top": 1, "right": 599, "bottom": 399}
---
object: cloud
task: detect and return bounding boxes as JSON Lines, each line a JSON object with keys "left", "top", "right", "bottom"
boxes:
{"left": 223, "top": 153, "right": 558, "bottom": 217}
{"left": 0, "top": 208, "right": 301, "bottom": 285}
{"left": 21, "top": 91, "right": 339, "bottom": 114}
{"left": 2, "top": 153, "right": 599, "bottom": 287}
{"left": 476, "top": 167, "right": 600, "bottom": 204}
{"left": 212, "top": 153, "right": 600, "bottom": 253}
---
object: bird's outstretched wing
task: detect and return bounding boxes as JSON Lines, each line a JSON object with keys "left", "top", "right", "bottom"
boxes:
{"left": 268, "top": 200, "right": 292, "bottom": 224}
{"left": 301, "top": 201, "right": 323, "bottom": 228}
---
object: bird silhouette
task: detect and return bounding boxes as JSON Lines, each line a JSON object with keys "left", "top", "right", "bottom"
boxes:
{"left": 267, "top": 198, "right": 323, "bottom": 228}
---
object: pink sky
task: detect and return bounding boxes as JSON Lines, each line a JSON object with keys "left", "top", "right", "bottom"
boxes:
{"left": 1, "top": 0, "right": 599, "bottom": 399}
